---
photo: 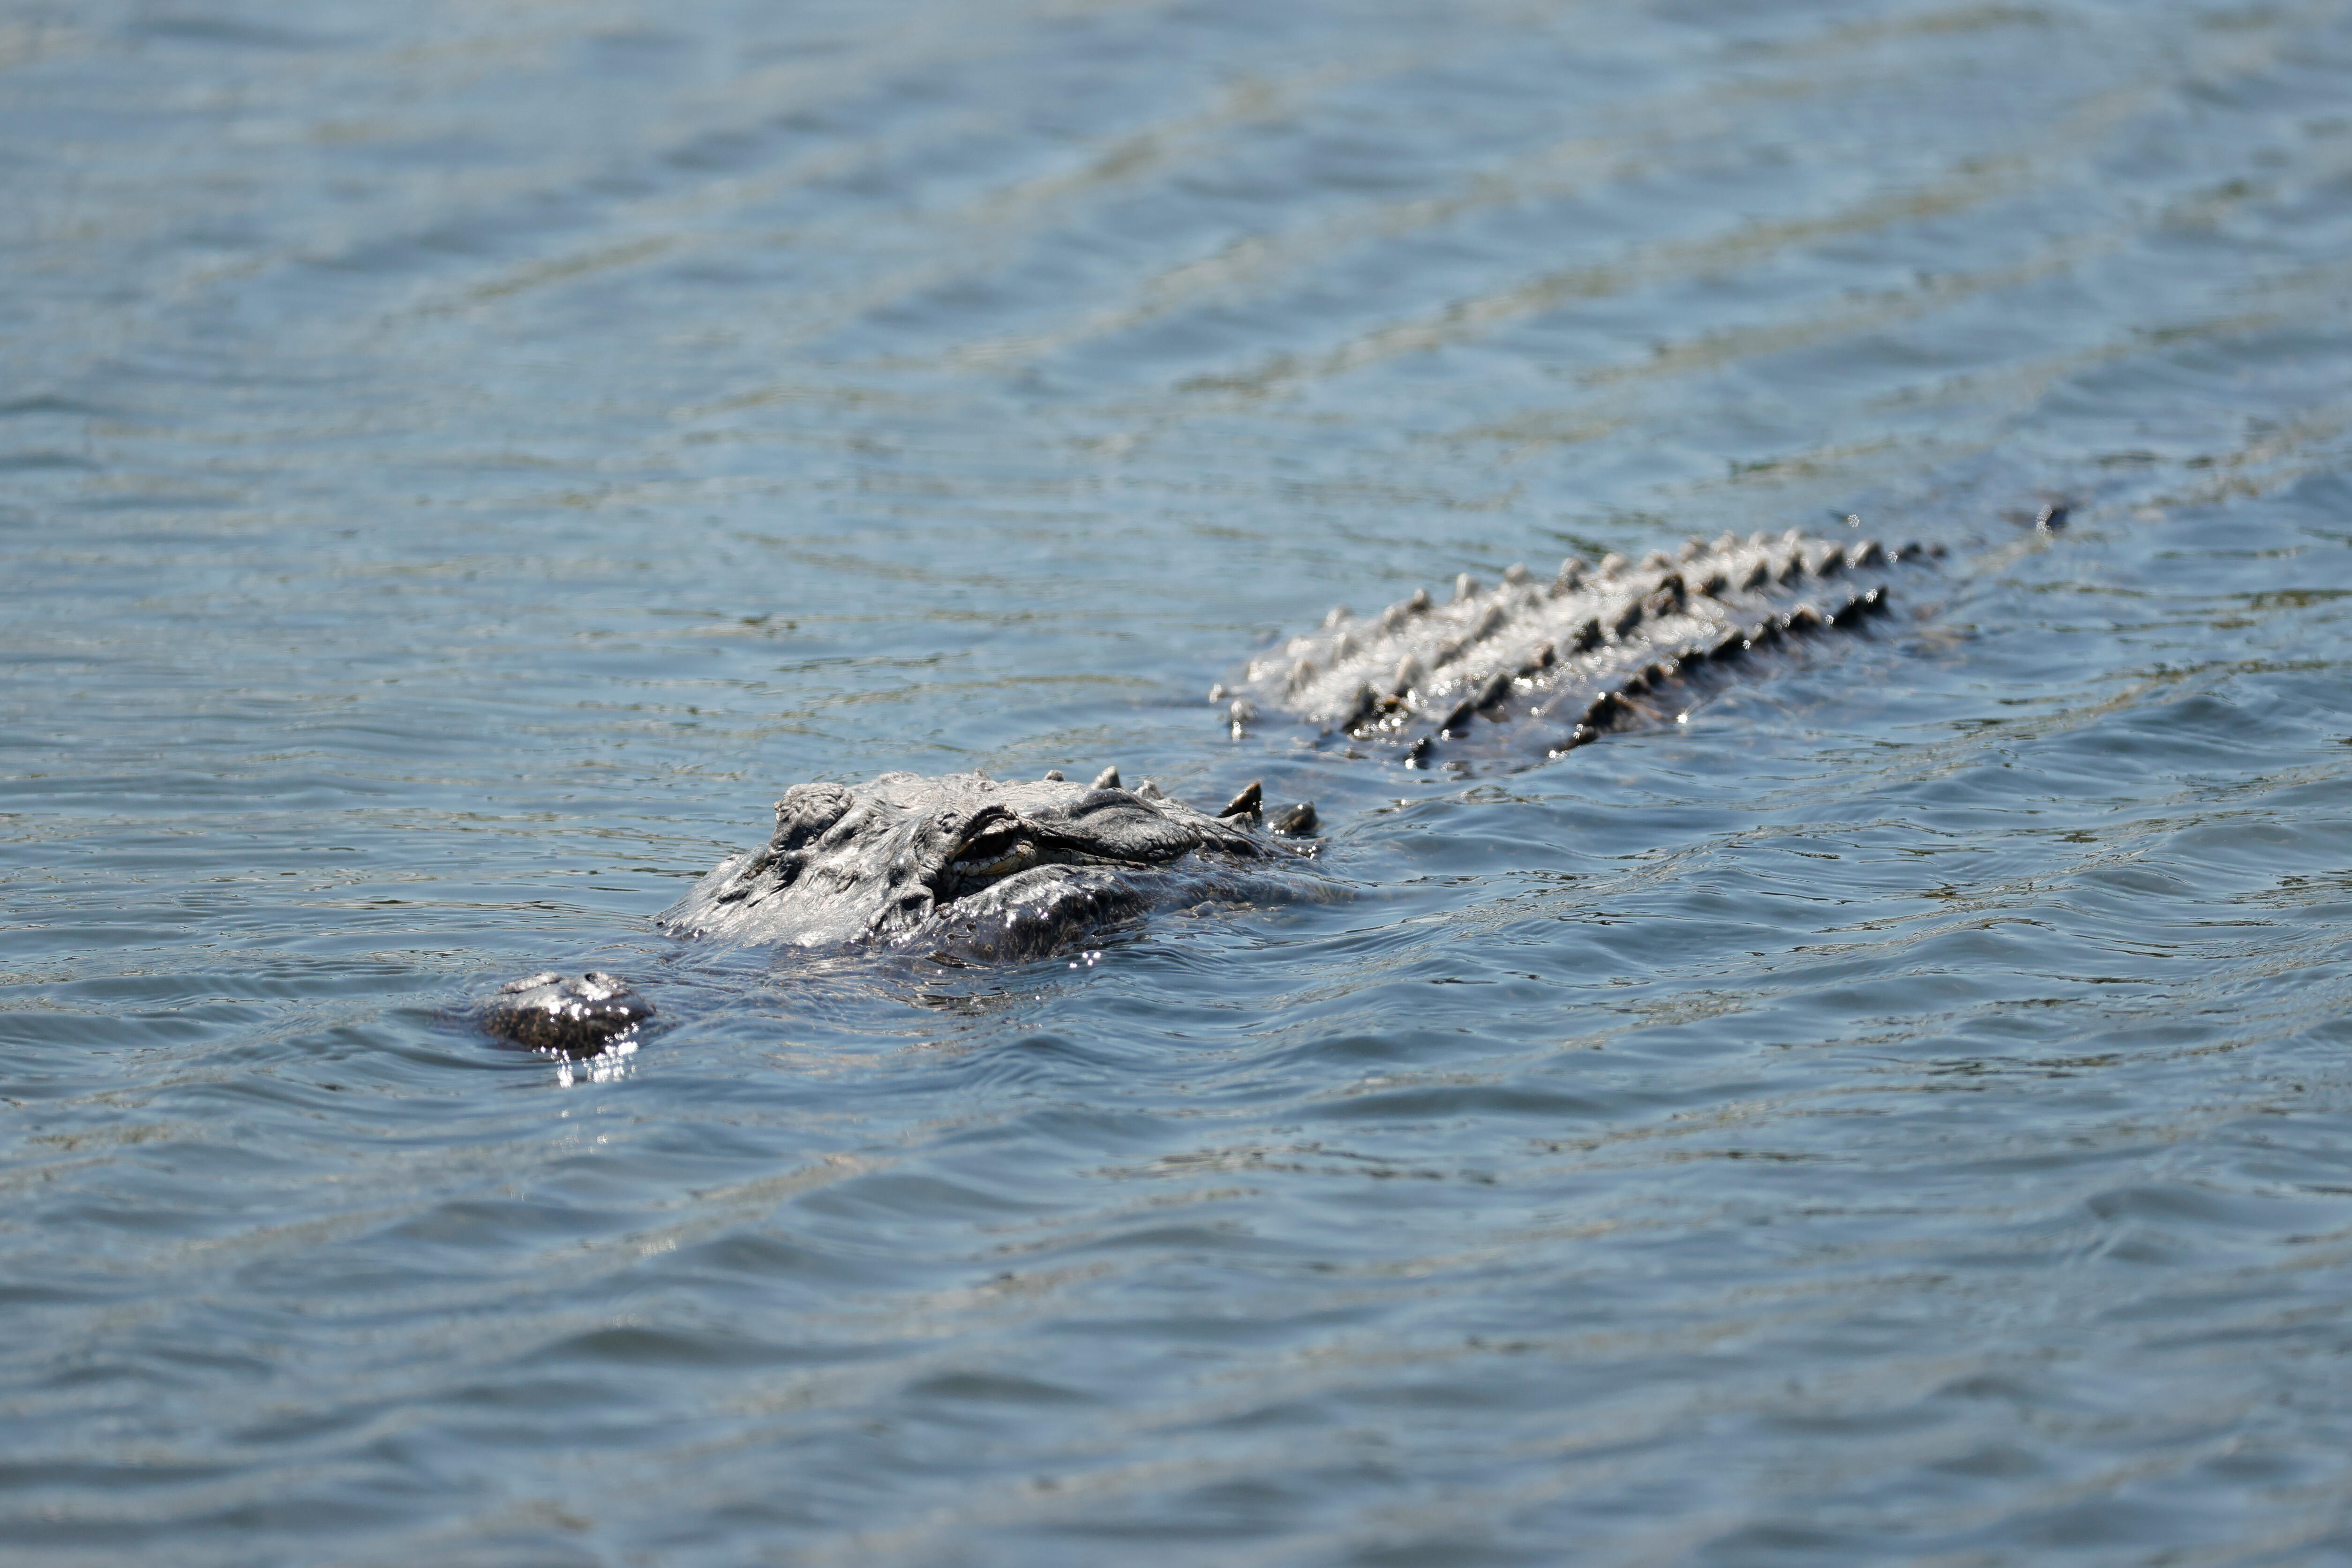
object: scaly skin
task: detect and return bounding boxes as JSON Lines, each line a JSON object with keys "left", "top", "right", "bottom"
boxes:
{"left": 1224, "top": 529, "right": 1937, "bottom": 764}
{"left": 657, "top": 768, "right": 1321, "bottom": 958}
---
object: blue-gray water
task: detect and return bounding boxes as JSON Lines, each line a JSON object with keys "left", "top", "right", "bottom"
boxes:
{"left": 8, "top": 1, "right": 2352, "bottom": 1562}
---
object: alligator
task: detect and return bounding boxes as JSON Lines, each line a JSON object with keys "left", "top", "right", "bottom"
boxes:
{"left": 481, "top": 527, "right": 1934, "bottom": 1057}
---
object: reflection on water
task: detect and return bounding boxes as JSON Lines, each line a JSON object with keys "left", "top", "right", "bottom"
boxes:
{"left": 8, "top": 0, "right": 2352, "bottom": 1562}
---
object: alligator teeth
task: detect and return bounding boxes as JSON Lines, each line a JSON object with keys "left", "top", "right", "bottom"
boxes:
{"left": 1092, "top": 765, "right": 1122, "bottom": 790}
{"left": 1452, "top": 573, "right": 1480, "bottom": 603}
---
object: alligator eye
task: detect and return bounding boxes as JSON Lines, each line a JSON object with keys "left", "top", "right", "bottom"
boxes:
{"left": 949, "top": 821, "right": 1037, "bottom": 883}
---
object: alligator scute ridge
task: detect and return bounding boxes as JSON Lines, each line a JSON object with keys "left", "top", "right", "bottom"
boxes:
{"left": 1219, "top": 526, "right": 1937, "bottom": 765}
{"left": 483, "top": 527, "right": 1936, "bottom": 1057}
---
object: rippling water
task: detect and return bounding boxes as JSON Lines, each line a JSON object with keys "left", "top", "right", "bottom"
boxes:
{"left": 9, "top": 1, "right": 2352, "bottom": 1561}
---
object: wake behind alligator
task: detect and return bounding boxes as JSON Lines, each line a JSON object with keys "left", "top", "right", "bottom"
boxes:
{"left": 482, "top": 527, "right": 1934, "bottom": 1057}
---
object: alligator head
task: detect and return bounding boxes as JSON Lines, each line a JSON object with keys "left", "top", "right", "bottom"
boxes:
{"left": 478, "top": 769, "right": 1317, "bottom": 1055}
{"left": 657, "top": 767, "right": 1317, "bottom": 961}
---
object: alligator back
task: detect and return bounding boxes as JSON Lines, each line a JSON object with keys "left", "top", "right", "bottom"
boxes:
{"left": 1229, "top": 529, "right": 1938, "bottom": 767}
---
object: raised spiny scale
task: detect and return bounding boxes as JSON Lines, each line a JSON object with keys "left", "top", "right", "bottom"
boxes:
{"left": 1030, "top": 764, "right": 1317, "bottom": 836}
{"left": 1227, "top": 529, "right": 1936, "bottom": 767}
{"left": 1542, "top": 584, "right": 1891, "bottom": 758}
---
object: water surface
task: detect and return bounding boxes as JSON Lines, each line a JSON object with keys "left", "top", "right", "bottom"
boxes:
{"left": 8, "top": 1, "right": 2352, "bottom": 1562}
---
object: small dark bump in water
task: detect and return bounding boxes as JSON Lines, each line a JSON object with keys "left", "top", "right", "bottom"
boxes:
{"left": 481, "top": 972, "right": 652, "bottom": 1058}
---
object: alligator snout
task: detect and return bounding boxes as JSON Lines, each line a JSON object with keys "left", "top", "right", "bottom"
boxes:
{"left": 480, "top": 970, "right": 654, "bottom": 1058}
